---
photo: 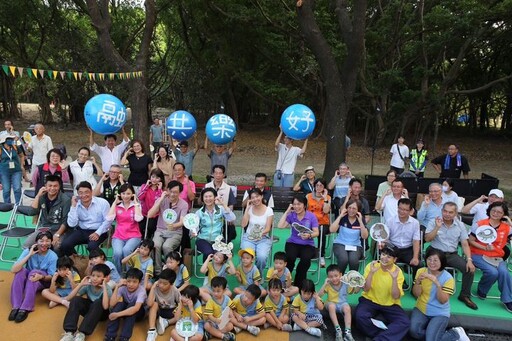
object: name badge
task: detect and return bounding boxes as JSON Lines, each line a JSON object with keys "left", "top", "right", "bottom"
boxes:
{"left": 9, "top": 161, "right": 15, "bottom": 169}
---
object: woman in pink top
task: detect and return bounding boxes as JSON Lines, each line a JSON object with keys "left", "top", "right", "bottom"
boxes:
{"left": 107, "top": 183, "right": 143, "bottom": 274}
{"left": 138, "top": 168, "right": 165, "bottom": 239}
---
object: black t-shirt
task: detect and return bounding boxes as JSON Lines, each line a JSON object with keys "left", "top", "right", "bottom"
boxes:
{"left": 127, "top": 154, "right": 153, "bottom": 186}
{"left": 431, "top": 154, "right": 470, "bottom": 178}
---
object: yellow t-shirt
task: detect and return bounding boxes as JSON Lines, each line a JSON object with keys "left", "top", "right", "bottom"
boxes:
{"left": 229, "top": 294, "right": 264, "bottom": 316}
{"left": 324, "top": 282, "right": 349, "bottom": 305}
{"left": 237, "top": 264, "right": 261, "bottom": 286}
{"left": 204, "top": 295, "right": 232, "bottom": 318}
{"left": 266, "top": 267, "right": 292, "bottom": 287}
{"left": 175, "top": 300, "right": 203, "bottom": 320}
{"left": 264, "top": 294, "right": 288, "bottom": 315}
{"left": 291, "top": 295, "right": 322, "bottom": 314}
{"left": 362, "top": 262, "right": 404, "bottom": 306}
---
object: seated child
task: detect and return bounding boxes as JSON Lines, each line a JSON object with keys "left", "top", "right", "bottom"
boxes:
{"left": 87, "top": 249, "right": 121, "bottom": 288}
{"left": 318, "top": 265, "right": 355, "bottom": 341}
{"left": 199, "top": 250, "right": 236, "bottom": 302}
{"left": 104, "top": 268, "right": 147, "bottom": 341}
{"left": 264, "top": 278, "right": 293, "bottom": 332}
{"left": 229, "top": 283, "right": 266, "bottom": 336}
{"left": 146, "top": 269, "right": 181, "bottom": 340}
{"left": 169, "top": 285, "right": 204, "bottom": 341}
{"left": 163, "top": 251, "right": 189, "bottom": 292}
{"left": 122, "top": 239, "right": 155, "bottom": 291}
{"left": 291, "top": 279, "right": 324, "bottom": 337}
{"left": 42, "top": 256, "right": 80, "bottom": 308}
{"left": 204, "top": 276, "right": 236, "bottom": 341}
{"left": 59, "top": 264, "right": 112, "bottom": 341}
{"left": 266, "top": 251, "right": 299, "bottom": 298}
{"left": 234, "top": 248, "right": 267, "bottom": 297}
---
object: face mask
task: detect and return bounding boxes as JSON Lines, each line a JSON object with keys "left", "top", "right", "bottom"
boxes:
{"left": 442, "top": 185, "right": 449, "bottom": 192}
{"left": 5, "top": 139, "right": 14, "bottom": 146}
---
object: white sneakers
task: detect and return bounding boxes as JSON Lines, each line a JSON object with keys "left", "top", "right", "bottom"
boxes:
{"left": 452, "top": 327, "right": 470, "bottom": 341}
{"left": 156, "top": 316, "right": 169, "bottom": 335}
{"left": 146, "top": 329, "right": 157, "bottom": 341}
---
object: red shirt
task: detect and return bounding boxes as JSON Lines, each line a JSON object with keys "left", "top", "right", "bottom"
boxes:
{"left": 470, "top": 218, "right": 510, "bottom": 258}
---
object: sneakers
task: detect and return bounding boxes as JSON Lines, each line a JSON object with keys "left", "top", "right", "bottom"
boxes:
{"left": 74, "top": 332, "right": 86, "bottom": 341}
{"left": 335, "top": 330, "right": 344, "bottom": 341}
{"left": 282, "top": 323, "right": 293, "bottom": 332}
{"left": 306, "top": 327, "right": 322, "bottom": 337}
{"left": 247, "top": 325, "right": 260, "bottom": 336}
{"left": 452, "top": 327, "right": 470, "bottom": 341}
{"left": 234, "top": 326, "right": 242, "bottom": 334}
{"left": 146, "top": 329, "right": 157, "bottom": 341}
{"left": 59, "top": 332, "right": 74, "bottom": 341}
{"left": 156, "top": 316, "right": 169, "bottom": 335}
{"left": 344, "top": 330, "right": 355, "bottom": 341}
{"left": 320, "top": 257, "right": 326, "bottom": 267}
{"left": 504, "top": 302, "right": 512, "bottom": 313}
{"left": 293, "top": 323, "right": 302, "bottom": 331}
{"left": 222, "top": 332, "right": 236, "bottom": 341}
{"left": 263, "top": 322, "right": 270, "bottom": 329}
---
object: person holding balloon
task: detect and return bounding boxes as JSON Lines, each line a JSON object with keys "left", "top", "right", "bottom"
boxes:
{"left": 171, "top": 136, "right": 198, "bottom": 179}
{"left": 121, "top": 139, "right": 153, "bottom": 189}
{"left": 89, "top": 128, "right": 130, "bottom": 174}
{"left": 273, "top": 128, "right": 308, "bottom": 188}
{"left": 204, "top": 137, "right": 236, "bottom": 179}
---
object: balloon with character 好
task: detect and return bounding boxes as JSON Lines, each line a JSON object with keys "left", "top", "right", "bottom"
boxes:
{"left": 205, "top": 114, "right": 237, "bottom": 145}
{"left": 280, "top": 103, "right": 316, "bottom": 140}
{"left": 166, "top": 110, "right": 197, "bottom": 141}
{"left": 84, "top": 94, "right": 127, "bottom": 135}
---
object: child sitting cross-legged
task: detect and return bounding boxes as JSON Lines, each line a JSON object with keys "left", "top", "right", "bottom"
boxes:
{"left": 169, "top": 285, "right": 204, "bottom": 341}
{"left": 86, "top": 249, "right": 121, "bottom": 288}
{"left": 204, "top": 276, "right": 236, "bottom": 341}
{"left": 266, "top": 251, "right": 299, "bottom": 298}
{"left": 291, "top": 279, "right": 325, "bottom": 338}
{"left": 104, "top": 268, "right": 147, "bottom": 341}
{"left": 264, "top": 278, "right": 293, "bottom": 332}
{"left": 121, "top": 239, "right": 155, "bottom": 291}
{"left": 234, "top": 248, "right": 267, "bottom": 297}
{"left": 318, "top": 264, "right": 356, "bottom": 341}
{"left": 145, "top": 269, "right": 181, "bottom": 341}
{"left": 199, "top": 248, "right": 236, "bottom": 302}
{"left": 229, "top": 283, "right": 266, "bottom": 336}
{"left": 42, "top": 255, "right": 80, "bottom": 309}
{"left": 163, "top": 250, "right": 190, "bottom": 292}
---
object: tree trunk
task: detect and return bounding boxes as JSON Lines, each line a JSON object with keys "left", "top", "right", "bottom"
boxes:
{"left": 0, "top": 75, "right": 19, "bottom": 118}
{"left": 37, "top": 80, "right": 53, "bottom": 124}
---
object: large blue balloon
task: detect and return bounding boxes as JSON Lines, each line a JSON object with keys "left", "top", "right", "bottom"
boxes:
{"left": 84, "top": 94, "right": 127, "bottom": 135}
{"left": 166, "top": 110, "right": 197, "bottom": 141}
{"left": 280, "top": 104, "right": 316, "bottom": 140}
{"left": 205, "top": 114, "right": 237, "bottom": 145}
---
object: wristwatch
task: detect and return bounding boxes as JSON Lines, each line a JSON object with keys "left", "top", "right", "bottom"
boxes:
{"left": 54, "top": 233, "right": 60, "bottom": 238}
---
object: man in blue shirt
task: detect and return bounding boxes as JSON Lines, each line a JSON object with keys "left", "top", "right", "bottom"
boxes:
{"left": 417, "top": 183, "right": 443, "bottom": 227}
{"left": 60, "top": 181, "right": 111, "bottom": 256}
{"left": 149, "top": 117, "right": 164, "bottom": 152}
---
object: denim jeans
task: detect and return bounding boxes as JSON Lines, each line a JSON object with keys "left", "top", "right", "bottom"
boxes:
{"left": 409, "top": 308, "right": 458, "bottom": 341}
{"left": 472, "top": 254, "right": 512, "bottom": 303}
{"left": 112, "top": 237, "right": 142, "bottom": 275}
{"left": 0, "top": 170, "right": 22, "bottom": 204}
{"left": 240, "top": 236, "right": 273, "bottom": 275}
{"left": 273, "top": 172, "right": 294, "bottom": 187}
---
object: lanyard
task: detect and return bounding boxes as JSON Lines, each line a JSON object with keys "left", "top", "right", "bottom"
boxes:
{"left": 2, "top": 147, "right": 12, "bottom": 161}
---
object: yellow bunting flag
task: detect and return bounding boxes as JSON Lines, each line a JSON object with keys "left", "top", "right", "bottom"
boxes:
{"left": 53, "top": 70, "right": 58, "bottom": 79}
{"left": 73, "top": 72, "right": 78, "bottom": 80}
{"left": 9, "top": 66, "right": 16, "bottom": 76}
{"left": 31, "top": 68, "right": 38, "bottom": 78}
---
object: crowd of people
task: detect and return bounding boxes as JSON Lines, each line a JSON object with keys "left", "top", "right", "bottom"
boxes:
{"left": 0, "top": 120, "right": 511, "bottom": 341}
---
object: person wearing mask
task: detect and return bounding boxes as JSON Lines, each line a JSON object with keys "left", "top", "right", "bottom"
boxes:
{"left": 0, "top": 132, "right": 23, "bottom": 204}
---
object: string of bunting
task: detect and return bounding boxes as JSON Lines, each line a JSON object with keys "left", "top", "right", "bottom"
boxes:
{"left": 1, "top": 64, "right": 143, "bottom": 81}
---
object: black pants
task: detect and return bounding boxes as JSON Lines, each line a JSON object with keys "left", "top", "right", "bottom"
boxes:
{"left": 59, "top": 228, "right": 108, "bottom": 256}
{"left": 285, "top": 242, "right": 316, "bottom": 288}
{"left": 139, "top": 217, "right": 158, "bottom": 240}
{"left": 63, "top": 296, "right": 109, "bottom": 335}
{"left": 394, "top": 246, "right": 420, "bottom": 283}
{"left": 318, "top": 224, "right": 330, "bottom": 257}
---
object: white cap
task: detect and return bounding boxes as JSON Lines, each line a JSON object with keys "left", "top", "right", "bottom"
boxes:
{"left": 488, "top": 189, "right": 504, "bottom": 198}
{"left": 0, "top": 132, "right": 15, "bottom": 144}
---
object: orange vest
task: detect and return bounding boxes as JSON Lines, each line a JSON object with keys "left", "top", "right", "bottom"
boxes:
{"left": 471, "top": 218, "right": 510, "bottom": 258}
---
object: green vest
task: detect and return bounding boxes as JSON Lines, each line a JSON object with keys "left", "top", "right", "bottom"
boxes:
{"left": 410, "top": 149, "right": 428, "bottom": 172}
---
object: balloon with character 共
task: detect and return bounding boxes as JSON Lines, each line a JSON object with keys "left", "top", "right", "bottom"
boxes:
{"left": 84, "top": 94, "right": 127, "bottom": 135}
{"left": 166, "top": 110, "right": 197, "bottom": 141}
{"left": 280, "top": 103, "right": 316, "bottom": 140}
{"left": 205, "top": 114, "right": 237, "bottom": 145}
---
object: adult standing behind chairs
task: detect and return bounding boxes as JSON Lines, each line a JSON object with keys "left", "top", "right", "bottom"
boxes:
{"left": 152, "top": 146, "right": 175, "bottom": 185}
{"left": 120, "top": 139, "right": 153, "bottom": 188}
{"left": 339, "top": 178, "right": 371, "bottom": 224}
{"left": 148, "top": 180, "right": 188, "bottom": 275}
{"left": 68, "top": 147, "right": 103, "bottom": 194}
{"left": 23, "top": 175, "right": 71, "bottom": 250}
{"left": 0, "top": 132, "right": 23, "bottom": 204}
{"left": 306, "top": 178, "right": 331, "bottom": 267}
{"left": 328, "top": 163, "right": 353, "bottom": 219}
{"left": 277, "top": 194, "right": 319, "bottom": 288}
{"left": 193, "top": 187, "right": 236, "bottom": 261}
{"left": 468, "top": 202, "right": 512, "bottom": 312}
{"left": 389, "top": 136, "right": 409, "bottom": 174}
{"left": 330, "top": 199, "right": 368, "bottom": 273}
{"left": 409, "top": 247, "right": 470, "bottom": 341}
{"left": 60, "top": 181, "right": 111, "bottom": 256}
{"left": 409, "top": 138, "right": 428, "bottom": 178}
{"left": 93, "top": 164, "right": 125, "bottom": 205}
{"left": 424, "top": 202, "right": 478, "bottom": 310}
{"left": 171, "top": 135, "right": 198, "bottom": 179}
{"left": 273, "top": 127, "right": 308, "bottom": 187}
{"left": 149, "top": 117, "right": 164, "bottom": 152}
{"left": 431, "top": 144, "right": 470, "bottom": 179}
{"left": 172, "top": 162, "right": 196, "bottom": 211}
{"left": 31, "top": 148, "right": 71, "bottom": 194}
{"left": 242, "top": 172, "right": 274, "bottom": 209}
{"left": 376, "top": 170, "right": 397, "bottom": 202}
{"left": 27, "top": 123, "right": 53, "bottom": 174}
{"left": 240, "top": 188, "right": 273, "bottom": 275}
{"left": 89, "top": 127, "right": 130, "bottom": 173}
{"left": 293, "top": 166, "right": 316, "bottom": 194}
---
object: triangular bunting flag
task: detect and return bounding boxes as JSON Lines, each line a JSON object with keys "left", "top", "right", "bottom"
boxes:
{"left": 31, "top": 68, "right": 38, "bottom": 78}
{"left": 91, "top": 73, "right": 96, "bottom": 80}
{"left": 39, "top": 69, "right": 45, "bottom": 78}
{"left": 60, "top": 71, "right": 65, "bottom": 80}
{"left": 73, "top": 72, "right": 78, "bottom": 80}
{"left": 67, "top": 72, "right": 72, "bottom": 80}
{"left": 17, "top": 67, "right": 24, "bottom": 77}
{"left": 9, "top": 66, "right": 16, "bottom": 76}
{"left": 110, "top": 73, "right": 115, "bottom": 80}
{"left": 47, "top": 70, "right": 53, "bottom": 79}
{"left": 126, "top": 72, "right": 130, "bottom": 79}
{"left": 2, "top": 65, "right": 9, "bottom": 76}
{"left": 78, "top": 72, "right": 82, "bottom": 80}
{"left": 53, "top": 70, "right": 58, "bottom": 79}
{"left": 26, "top": 68, "right": 32, "bottom": 78}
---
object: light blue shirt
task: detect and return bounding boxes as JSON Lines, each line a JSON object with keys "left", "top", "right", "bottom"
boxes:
{"left": 67, "top": 196, "right": 111, "bottom": 235}
{"left": 417, "top": 200, "right": 443, "bottom": 227}
{"left": 16, "top": 248, "right": 58, "bottom": 274}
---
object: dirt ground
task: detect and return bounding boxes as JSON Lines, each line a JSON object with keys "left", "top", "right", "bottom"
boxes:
{"left": 9, "top": 103, "right": 512, "bottom": 192}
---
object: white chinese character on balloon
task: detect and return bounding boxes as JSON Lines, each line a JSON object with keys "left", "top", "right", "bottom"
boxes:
{"left": 211, "top": 115, "right": 235, "bottom": 139}
{"left": 96, "top": 100, "right": 125, "bottom": 128}
{"left": 167, "top": 113, "right": 193, "bottom": 137}
{"left": 286, "top": 110, "right": 314, "bottom": 132}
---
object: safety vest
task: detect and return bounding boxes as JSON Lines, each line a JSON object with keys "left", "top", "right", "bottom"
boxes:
{"left": 409, "top": 149, "right": 428, "bottom": 172}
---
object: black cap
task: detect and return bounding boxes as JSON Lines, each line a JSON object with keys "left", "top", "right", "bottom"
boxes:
{"left": 178, "top": 140, "right": 189, "bottom": 147}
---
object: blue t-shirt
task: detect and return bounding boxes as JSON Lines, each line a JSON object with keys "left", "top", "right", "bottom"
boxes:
{"left": 150, "top": 124, "right": 164, "bottom": 142}
{"left": 333, "top": 215, "right": 362, "bottom": 247}
{"left": 78, "top": 284, "right": 113, "bottom": 302}
{"left": 16, "top": 249, "right": 58, "bottom": 275}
